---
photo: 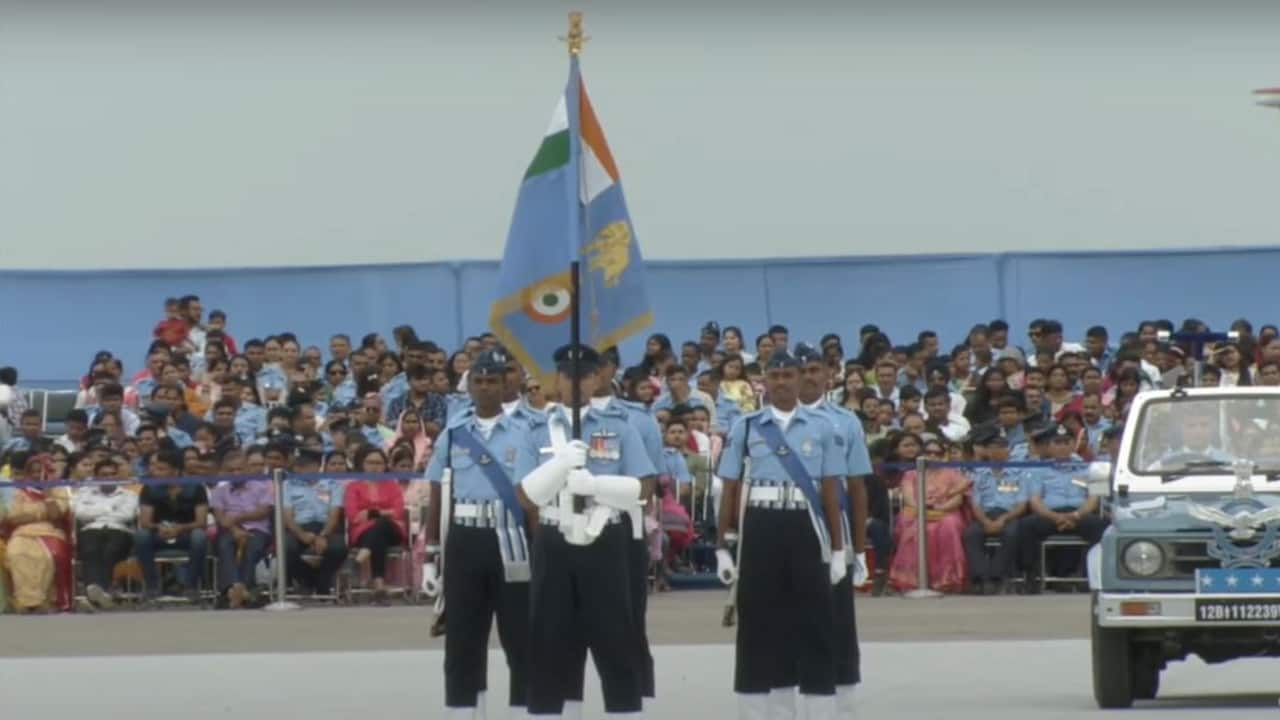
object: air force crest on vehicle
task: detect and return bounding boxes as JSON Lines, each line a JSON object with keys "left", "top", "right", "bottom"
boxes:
{"left": 1188, "top": 501, "right": 1280, "bottom": 542}
{"left": 1188, "top": 498, "right": 1280, "bottom": 569}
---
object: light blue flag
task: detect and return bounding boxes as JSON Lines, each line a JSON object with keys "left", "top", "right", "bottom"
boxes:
{"left": 489, "top": 55, "right": 653, "bottom": 385}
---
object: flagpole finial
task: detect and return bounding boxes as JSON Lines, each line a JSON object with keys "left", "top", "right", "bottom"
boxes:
{"left": 563, "top": 11, "right": 588, "bottom": 56}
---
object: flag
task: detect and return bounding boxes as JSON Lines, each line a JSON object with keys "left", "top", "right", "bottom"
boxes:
{"left": 489, "top": 56, "right": 653, "bottom": 385}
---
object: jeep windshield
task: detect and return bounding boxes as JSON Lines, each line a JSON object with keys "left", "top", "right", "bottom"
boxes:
{"left": 1128, "top": 394, "right": 1280, "bottom": 478}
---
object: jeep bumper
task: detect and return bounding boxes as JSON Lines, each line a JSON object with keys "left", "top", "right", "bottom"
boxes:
{"left": 1097, "top": 591, "right": 1280, "bottom": 628}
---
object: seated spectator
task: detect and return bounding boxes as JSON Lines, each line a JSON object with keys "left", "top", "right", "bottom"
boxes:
{"left": 87, "top": 383, "right": 141, "bottom": 436}
{"left": 1044, "top": 365, "right": 1077, "bottom": 417}
{"left": 135, "top": 449, "right": 209, "bottom": 600}
{"left": 357, "top": 393, "right": 395, "bottom": 446}
{"left": 923, "top": 387, "right": 971, "bottom": 443}
{"left": 387, "top": 411, "right": 431, "bottom": 471}
{"left": 890, "top": 437, "right": 971, "bottom": 594}
{"left": 48, "top": 445, "right": 71, "bottom": 481}
{"left": 283, "top": 447, "right": 347, "bottom": 596}
{"left": 93, "top": 411, "right": 129, "bottom": 450}
{"left": 656, "top": 418, "right": 694, "bottom": 590}
{"left": 1018, "top": 424, "right": 1107, "bottom": 592}
{"left": 210, "top": 445, "right": 276, "bottom": 609}
{"left": 384, "top": 363, "right": 447, "bottom": 437}
{"left": 343, "top": 446, "right": 407, "bottom": 606}
{"left": 1, "top": 452, "right": 73, "bottom": 613}
{"left": 3, "top": 410, "right": 49, "bottom": 457}
{"left": 71, "top": 462, "right": 139, "bottom": 610}
{"left": 1, "top": 367, "right": 30, "bottom": 431}
{"left": 963, "top": 427, "right": 1026, "bottom": 595}
{"left": 718, "top": 354, "right": 757, "bottom": 412}
{"left": 54, "top": 410, "right": 91, "bottom": 454}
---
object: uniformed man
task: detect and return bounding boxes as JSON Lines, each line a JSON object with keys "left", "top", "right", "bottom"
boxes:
{"left": 422, "top": 348, "right": 539, "bottom": 719}
{"left": 795, "top": 343, "right": 871, "bottom": 718}
{"left": 1018, "top": 423, "right": 1107, "bottom": 592}
{"left": 1146, "top": 403, "right": 1232, "bottom": 471}
{"left": 962, "top": 424, "right": 1026, "bottom": 595}
{"left": 592, "top": 346, "right": 663, "bottom": 708}
{"left": 716, "top": 350, "right": 849, "bottom": 720}
{"left": 548, "top": 346, "right": 663, "bottom": 719}
{"left": 282, "top": 446, "right": 348, "bottom": 596}
{"left": 449, "top": 348, "right": 546, "bottom": 425}
{"left": 518, "top": 344, "right": 656, "bottom": 718}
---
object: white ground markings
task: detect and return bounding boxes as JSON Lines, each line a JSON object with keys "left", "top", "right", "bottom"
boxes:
{"left": 4, "top": 641, "right": 1279, "bottom": 719}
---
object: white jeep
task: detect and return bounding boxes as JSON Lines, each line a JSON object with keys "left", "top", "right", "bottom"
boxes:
{"left": 1087, "top": 386, "right": 1280, "bottom": 708}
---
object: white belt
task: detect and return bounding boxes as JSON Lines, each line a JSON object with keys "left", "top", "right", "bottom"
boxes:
{"left": 453, "top": 503, "right": 490, "bottom": 519}
{"left": 747, "top": 485, "right": 810, "bottom": 507}
{"left": 452, "top": 500, "right": 504, "bottom": 528}
{"left": 539, "top": 505, "right": 623, "bottom": 527}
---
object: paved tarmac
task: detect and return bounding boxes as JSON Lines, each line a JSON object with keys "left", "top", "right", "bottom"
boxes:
{"left": 4, "top": 591, "right": 1280, "bottom": 718}
{"left": 0, "top": 591, "right": 1089, "bottom": 657}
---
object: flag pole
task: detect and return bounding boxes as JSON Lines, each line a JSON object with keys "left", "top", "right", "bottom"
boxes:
{"left": 565, "top": 11, "right": 588, "bottom": 441}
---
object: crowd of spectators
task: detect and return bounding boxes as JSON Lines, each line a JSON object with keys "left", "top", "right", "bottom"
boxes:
{"left": 0, "top": 293, "right": 1274, "bottom": 613}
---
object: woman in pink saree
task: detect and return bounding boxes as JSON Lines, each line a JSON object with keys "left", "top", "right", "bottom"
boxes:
{"left": 890, "top": 439, "right": 971, "bottom": 593}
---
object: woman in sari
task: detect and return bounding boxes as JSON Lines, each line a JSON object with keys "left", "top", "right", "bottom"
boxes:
{"left": 890, "top": 439, "right": 972, "bottom": 594}
{"left": 1, "top": 452, "right": 73, "bottom": 613}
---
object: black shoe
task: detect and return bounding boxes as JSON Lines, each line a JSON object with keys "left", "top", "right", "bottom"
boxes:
{"left": 1023, "top": 571, "right": 1042, "bottom": 595}
{"left": 871, "top": 572, "right": 888, "bottom": 597}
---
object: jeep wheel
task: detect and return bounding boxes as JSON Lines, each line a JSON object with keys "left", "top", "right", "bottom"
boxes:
{"left": 1091, "top": 592, "right": 1135, "bottom": 709}
{"left": 1133, "top": 660, "right": 1159, "bottom": 700}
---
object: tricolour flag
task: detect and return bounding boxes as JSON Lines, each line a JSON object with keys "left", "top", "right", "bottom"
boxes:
{"left": 489, "top": 55, "right": 653, "bottom": 385}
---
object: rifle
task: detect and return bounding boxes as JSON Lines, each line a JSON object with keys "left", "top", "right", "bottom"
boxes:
{"left": 429, "top": 468, "right": 451, "bottom": 637}
{"left": 722, "top": 458, "right": 751, "bottom": 628}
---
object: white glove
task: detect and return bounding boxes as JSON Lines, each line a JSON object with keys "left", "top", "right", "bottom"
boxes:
{"left": 830, "top": 548, "right": 848, "bottom": 586}
{"left": 522, "top": 456, "right": 574, "bottom": 505}
{"left": 555, "top": 439, "right": 588, "bottom": 469}
{"left": 421, "top": 562, "right": 441, "bottom": 598}
{"left": 716, "top": 548, "right": 737, "bottom": 586}
{"left": 567, "top": 468, "right": 597, "bottom": 496}
{"left": 851, "top": 552, "right": 869, "bottom": 586}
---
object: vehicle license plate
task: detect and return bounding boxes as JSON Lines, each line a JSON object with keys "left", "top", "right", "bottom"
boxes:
{"left": 1194, "top": 597, "right": 1280, "bottom": 622}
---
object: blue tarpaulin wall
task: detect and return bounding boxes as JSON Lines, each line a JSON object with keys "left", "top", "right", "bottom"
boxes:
{"left": 4, "top": 246, "right": 1276, "bottom": 385}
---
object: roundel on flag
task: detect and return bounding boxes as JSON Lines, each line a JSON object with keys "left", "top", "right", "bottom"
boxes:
{"left": 522, "top": 279, "right": 572, "bottom": 324}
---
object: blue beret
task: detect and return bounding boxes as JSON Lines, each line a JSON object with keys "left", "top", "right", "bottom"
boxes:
{"left": 554, "top": 344, "right": 602, "bottom": 377}
{"left": 471, "top": 348, "right": 509, "bottom": 377}
{"left": 793, "top": 342, "right": 823, "bottom": 365}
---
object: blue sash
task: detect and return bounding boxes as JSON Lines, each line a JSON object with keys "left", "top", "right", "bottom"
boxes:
{"left": 752, "top": 419, "right": 827, "bottom": 529}
{"left": 450, "top": 426, "right": 527, "bottom": 532}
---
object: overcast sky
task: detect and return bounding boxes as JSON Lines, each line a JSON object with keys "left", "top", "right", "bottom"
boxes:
{"left": 2, "top": 0, "right": 1279, "bottom": 269}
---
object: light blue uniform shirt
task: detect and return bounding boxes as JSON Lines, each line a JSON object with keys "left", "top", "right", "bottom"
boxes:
{"left": 1030, "top": 457, "right": 1087, "bottom": 510}
{"left": 284, "top": 478, "right": 343, "bottom": 525}
{"left": 717, "top": 407, "right": 847, "bottom": 486}
{"left": 425, "top": 409, "right": 539, "bottom": 502}
{"left": 380, "top": 373, "right": 409, "bottom": 408}
{"left": 1084, "top": 420, "right": 1111, "bottom": 456}
{"left": 235, "top": 404, "right": 268, "bottom": 445}
{"left": 611, "top": 398, "right": 663, "bottom": 471}
{"left": 652, "top": 393, "right": 709, "bottom": 415}
{"left": 660, "top": 446, "right": 692, "bottom": 489}
{"left": 714, "top": 395, "right": 742, "bottom": 436}
{"left": 527, "top": 404, "right": 656, "bottom": 480}
{"left": 257, "top": 365, "right": 289, "bottom": 395}
{"left": 332, "top": 378, "right": 357, "bottom": 407}
{"left": 970, "top": 467, "right": 1027, "bottom": 513}
{"left": 166, "top": 426, "right": 194, "bottom": 449}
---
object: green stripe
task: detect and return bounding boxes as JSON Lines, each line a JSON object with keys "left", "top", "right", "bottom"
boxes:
{"left": 523, "top": 129, "right": 570, "bottom": 179}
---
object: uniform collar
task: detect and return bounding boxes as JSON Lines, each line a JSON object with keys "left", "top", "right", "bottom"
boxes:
{"left": 758, "top": 405, "right": 808, "bottom": 426}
